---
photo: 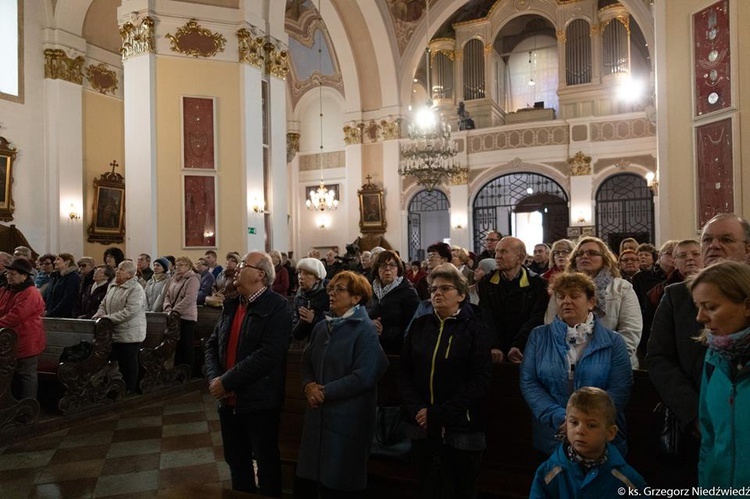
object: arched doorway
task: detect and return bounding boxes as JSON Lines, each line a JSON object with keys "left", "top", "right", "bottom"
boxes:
{"left": 408, "top": 190, "right": 450, "bottom": 261}
{"left": 472, "top": 172, "right": 568, "bottom": 253}
{"left": 595, "top": 173, "right": 654, "bottom": 251}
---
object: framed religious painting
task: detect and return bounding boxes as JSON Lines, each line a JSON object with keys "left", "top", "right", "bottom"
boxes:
{"left": 358, "top": 178, "right": 386, "bottom": 233}
{"left": 182, "top": 96, "right": 217, "bottom": 170}
{"left": 88, "top": 164, "right": 126, "bottom": 244}
{"left": 182, "top": 174, "right": 217, "bottom": 248}
{"left": 692, "top": 0, "right": 735, "bottom": 118}
{"left": 0, "top": 137, "right": 17, "bottom": 221}
{"left": 694, "top": 114, "right": 739, "bottom": 230}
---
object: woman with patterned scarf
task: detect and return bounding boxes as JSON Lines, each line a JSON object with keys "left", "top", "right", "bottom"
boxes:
{"left": 366, "top": 250, "right": 420, "bottom": 354}
{"left": 544, "top": 236, "right": 642, "bottom": 368}
{"left": 521, "top": 272, "right": 633, "bottom": 458}
{"left": 689, "top": 261, "right": 750, "bottom": 488}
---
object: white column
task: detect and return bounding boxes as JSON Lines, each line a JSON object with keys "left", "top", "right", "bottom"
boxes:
{"left": 344, "top": 144, "right": 363, "bottom": 238}
{"left": 123, "top": 53, "right": 157, "bottom": 258}
{"left": 44, "top": 76, "right": 84, "bottom": 256}
{"left": 449, "top": 183, "right": 470, "bottom": 248}
{"left": 382, "top": 139, "right": 403, "bottom": 254}
{"left": 569, "top": 175, "right": 593, "bottom": 227}
{"left": 268, "top": 75, "right": 289, "bottom": 252}
{"left": 240, "top": 65, "right": 265, "bottom": 251}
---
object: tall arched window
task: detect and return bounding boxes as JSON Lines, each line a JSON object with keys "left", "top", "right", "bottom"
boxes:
{"left": 565, "top": 19, "right": 591, "bottom": 85}
{"left": 595, "top": 173, "right": 654, "bottom": 249}
{"left": 463, "top": 39, "right": 485, "bottom": 100}
{"left": 408, "top": 190, "right": 450, "bottom": 261}
{"left": 0, "top": 0, "right": 22, "bottom": 102}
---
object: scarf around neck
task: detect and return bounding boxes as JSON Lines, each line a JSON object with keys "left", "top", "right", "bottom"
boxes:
{"left": 373, "top": 276, "right": 403, "bottom": 301}
{"left": 707, "top": 326, "right": 750, "bottom": 366}
{"left": 326, "top": 303, "right": 359, "bottom": 327}
{"left": 566, "top": 312, "right": 595, "bottom": 346}
{"left": 592, "top": 268, "right": 614, "bottom": 318}
{"left": 565, "top": 438, "right": 608, "bottom": 472}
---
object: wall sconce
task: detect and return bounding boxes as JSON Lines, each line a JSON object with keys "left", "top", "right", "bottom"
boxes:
{"left": 645, "top": 171, "right": 659, "bottom": 194}
{"left": 67, "top": 203, "right": 81, "bottom": 222}
{"left": 453, "top": 224, "right": 463, "bottom": 231}
{"left": 251, "top": 197, "right": 266, "bottom": 214}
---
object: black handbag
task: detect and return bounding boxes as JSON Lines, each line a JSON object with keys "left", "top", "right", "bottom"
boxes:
{"left": 60, "top": 340, "right": 92, "bottom": 363}
{"left": 370, "top": 406, "right": 412, "bottom": 460}
{"left": 654, "top": 402, "right": 682, "bottom": 457}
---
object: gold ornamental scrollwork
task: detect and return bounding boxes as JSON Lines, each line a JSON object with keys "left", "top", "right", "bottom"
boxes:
{"left": 120, "top": 17, "right": 156, "bottom": 61}
{"left": 166, "top": 19, "right": 226, "bottom": 58}
{"left": 380, "top": 118, "right": 401, "bottom": 141}
{"left": 568, "top": 151, "right": 592, "bottom": 176}
{"left": 85, "top": 63, "right": 118, "bottom": 95}
{"left": 449, "top": 169, "right": 468, "bottom": 186}
{"left": 556, "top": 30, "right": 566, "bottom": 43}
{"left": 287, "top": 132, "right": 300, "bottom": 163}
{"left": 237, "top": 28, "right": 264, "bottom": 69}
{"left": 263, "top": 41, "right": 290, "bottom": 80}
{"left": 44, "top": 49, "right": 85, "bottom": 84}
{"left": 343, "top": 122, "right": 363, "bottom": 146}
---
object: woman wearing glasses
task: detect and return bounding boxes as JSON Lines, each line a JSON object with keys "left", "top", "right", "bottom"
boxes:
{"left": 541, "top": 239, "right": 575, "bottom": 282}
{"left": 295, "top": 271, "right": 388, "bottom": 498}
{"left": 366, "top": 250, "right": 419, "bottom": 354}
{"left": 545, "top": 236, "right": 642, "bottom": 367}
{"left": 163, "top": 256, "right": 200, "bottom": 373}
{"left": 400, "top": 264, "right": 492, "bottom": 499}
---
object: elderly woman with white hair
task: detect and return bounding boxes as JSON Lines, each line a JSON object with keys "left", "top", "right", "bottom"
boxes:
{"left": 469, "top": 258, "right": 497, "bottom": 306}
{"left": 292, "top": 257, "right": 329, "bottom": 342}
{"left": 93, "top": 260, "right": 147, "bottom": 393}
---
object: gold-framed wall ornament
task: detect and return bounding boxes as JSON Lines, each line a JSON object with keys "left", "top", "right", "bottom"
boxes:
{"left": 88, "top": 161, "right": 126, "bottom": 244}
{"left": 166, "top": 19, "right": 226, "bottom": 58}
{"left": 568, "top": 151, "right": 592, "bottom": 176}
{"left": 85, "top": 63, "right": 118, "bottom": 95}
{"left": 237, "top": 28, "right": 265, "bottom": 68}
{"left": 0, "top": 137, "right": 17, "bottom": 221}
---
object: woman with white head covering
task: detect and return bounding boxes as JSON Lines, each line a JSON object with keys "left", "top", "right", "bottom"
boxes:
{"left": 292, "top": 257, "right": 329, "bottom": 342}
{"left": 469, "top": 258, "right": 497, "bottom": 305}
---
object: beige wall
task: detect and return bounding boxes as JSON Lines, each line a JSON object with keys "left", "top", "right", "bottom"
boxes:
{"left": 156, "top": 57, "right": 244, "bottom": 261}
{"left": 82, "top": 90, "right": 125, "bottom": 261}
{"left": 659, "top": 0, "right": 748, "bottom": 239}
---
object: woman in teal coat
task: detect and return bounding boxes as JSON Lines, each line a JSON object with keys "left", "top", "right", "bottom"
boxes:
{"left": 689, "top": 261, "right": 750, "bottom": 488}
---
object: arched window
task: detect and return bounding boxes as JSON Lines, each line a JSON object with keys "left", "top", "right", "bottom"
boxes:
{"left": 595, "top": 173, "right": 654, "bottom": 249}
{"left": 408, "top": 190, "right": 450, "bottom": 261}
{"left": 565, "top": 19, "right": 591, "bottom": 85}
{"left": 463, "top": 39, "right": 485, "bottom": 100}
{"left": 0, "top": 0, "right": 22, "bottom": 102}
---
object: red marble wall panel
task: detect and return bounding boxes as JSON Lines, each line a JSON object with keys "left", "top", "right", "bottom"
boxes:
{"left": 183, "top": 97, "right": 215, "bottom": 169}
{"left": 696, "top": 117, "right": 733, "bottom": 228}
{"left": 184, "top": 174, "right": 216, "bottom": 247}
{"left": 693, "top": 0, "right": 731, "bottom": 116}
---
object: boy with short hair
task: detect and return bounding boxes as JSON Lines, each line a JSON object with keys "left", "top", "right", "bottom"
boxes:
{"left": 530, "top": 387, "right": 646, "bottom": 498}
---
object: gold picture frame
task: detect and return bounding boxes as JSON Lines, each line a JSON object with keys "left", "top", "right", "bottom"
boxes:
{"left": 358, "top": 177, "right": 386, "bottom": 233}
{"left": 0, "top": 137, "right": 17, "bottom": 221}
{"left": 88, "top": 163, "right": 125, "bottom": 244}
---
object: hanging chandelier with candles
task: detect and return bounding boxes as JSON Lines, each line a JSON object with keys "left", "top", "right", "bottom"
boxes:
{"left": 399, "top": 1, "right": 467, "bottom": 192}
{"left": 306, "top": 0, "right": 338, "bottom": 212}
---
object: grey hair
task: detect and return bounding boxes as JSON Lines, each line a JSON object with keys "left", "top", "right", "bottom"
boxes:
{"left": 702, "top": 213, "right": 750, "bottom": 242}
{"left": 428, "top": 263, "right": 469, "bottom": 296}
{"left": 248, "top": 252, "right": 276, "bottom": 287}
{"left": 118, "top": 260, "right": 136, "bottom": 276}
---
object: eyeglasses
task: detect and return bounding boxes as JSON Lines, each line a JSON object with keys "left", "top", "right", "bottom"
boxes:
{"left": 238, "top": 262, "right": 263, "bottom": 271}
{"left": 381, "top": 263, "right": 399, "bottom": 269}
{"left": 619, "top": 258, "right": 638, "bottom": 264}
{"left": 327, "top": 285, "right": 349, "bottom": 295}
{"left": 575, "top": 249, "right": 603, "bottom": 258}
{"left": 427, "top": 253, "right": 443, "bottom": 260}
{"left": 552, "top": 250, "right": 571, "bottom": 257}
{"left": 429, "top": 284, "right": 458, "bottom": 294}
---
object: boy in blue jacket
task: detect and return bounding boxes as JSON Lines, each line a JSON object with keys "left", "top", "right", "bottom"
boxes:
{"left": 530, "top": 387, "right": 646, "bottom": 498}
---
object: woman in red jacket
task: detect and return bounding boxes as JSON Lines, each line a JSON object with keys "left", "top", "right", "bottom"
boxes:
{"left": 0, "top": 258, "right": 46, "bottom": 399}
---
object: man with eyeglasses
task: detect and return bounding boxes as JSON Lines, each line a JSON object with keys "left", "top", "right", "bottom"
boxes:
{"left": 648, "top": 214, "right": 750, "bottom": 487}
{"left": 205, "top": 251, "right": 291, "bottom": 496}
{"left": 618, "top": 250, "right": 639, "bottom": 283}
{"left": 478, "top": 230, "right": 502, "bottom": 261}
{"left": 415, "top": 242, "right": 452, "bottom": 300}
{"left": 478, "top": 236, "right": 549, "bottom": 364}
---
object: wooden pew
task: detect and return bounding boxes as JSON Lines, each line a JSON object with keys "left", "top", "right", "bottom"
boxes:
{"left": 195, "top": 306, "right": 222, "bottom": 374}
{"left": 280, "top": 352, "right": 688, "bottom": 498}
{"left": 139, "top": 311, "right": 191, "bottom": 393}
{"left": 39, "top": 317, "right": 125, "bottom": 414}
{"left": 0, "top": 328, "right": 40, "bottom": 431}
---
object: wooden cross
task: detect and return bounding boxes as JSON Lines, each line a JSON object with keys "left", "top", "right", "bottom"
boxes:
{"left": 365, "top": 175, "right": 373, "bottom": 184}
{"left": 110, "top": 160, "right": 119, "bottom": 175}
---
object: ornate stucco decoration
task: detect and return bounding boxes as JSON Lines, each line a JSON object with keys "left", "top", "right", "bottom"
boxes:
{"left": 287, "top": 132, "right": 300, "bottom": 163}
{"left": 166, "top": 19, "right": 226, "bottom": 58}
{"left": 44, "top": 49, "right": 85, "bottom": 84}
{"left": 343, "top": 122, "right": 363, "bottom": 146}
{"left": 556, "top": 30, "right": 566, "bottom": 43}
{"left": 120, "top": 16, "right": 155, "bottom": 61}
{"left": 467, "top": 125, "right": 569, "bottom": 154}
{"left": 568, "top": 151, "right": 592, "bottom": 176}
{"left": 381, "top": 118, "right": 401, "bottom": 141}
{"left": 85, "top": 63, "right": 118, "bottom": 95}
{"left": 237, "top": 28, "right": 264, "bottom": 69}
{"left": 363, "top": 120, "right": 382, "bottom": 144}
{"left": 508, "top": 157, "right": 524, "bottom": 170}
{"left": 590, "top": 117, "right": 655, "bottom": 142}
{"left": 449, "top": 169, "right": 468, "bottom": 185}
{"left": 299, "top": 151, "right": 345, "bottom": 172}
{"left": 263, "top": 41, "right": 290, "bottom": 80}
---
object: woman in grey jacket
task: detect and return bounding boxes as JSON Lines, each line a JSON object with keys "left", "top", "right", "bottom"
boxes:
{"left": 163, "top": 256, "right": 200, "bottom": 373}
{"left": 94, "top": 260, "right": 147, "bottom": 393}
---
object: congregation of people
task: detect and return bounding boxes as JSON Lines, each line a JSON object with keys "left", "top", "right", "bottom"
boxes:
{"left": 3, "top": 211, "right": 750, "bottom": 497}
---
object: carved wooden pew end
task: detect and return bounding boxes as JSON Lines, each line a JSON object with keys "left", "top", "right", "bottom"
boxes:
{"left": 139, "top": 311, "right": 191, "bottom": 394}
{"left": 0, "top": 328, "right": 40, "bottom": 431}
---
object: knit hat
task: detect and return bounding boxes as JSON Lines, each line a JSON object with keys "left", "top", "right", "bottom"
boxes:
{"left": 477, "top": 258, "right": 497, "bottom": 274}
{"left": 6, "top": 257, "right": 34, "bottom": 276}
{"left": 154, "top": 257, "right": 171, "bottom": 271}
{"left": 297, "top": 257, "right": 326, "bottom": 280}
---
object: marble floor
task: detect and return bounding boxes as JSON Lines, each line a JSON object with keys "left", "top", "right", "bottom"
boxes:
{"left": 0, "top": 386, "right": 245, "bottom": 498}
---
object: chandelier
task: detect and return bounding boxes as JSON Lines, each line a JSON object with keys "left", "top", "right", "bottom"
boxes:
{"left": 306, "top": 0, "right": 338, "bottom": 212}
{"left": 399, "top": 1, "right": 467, "bottom": 192}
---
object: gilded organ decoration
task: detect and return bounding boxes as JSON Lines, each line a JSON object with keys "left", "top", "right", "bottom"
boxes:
{"left": 120, "top": 17, "right": 156, "bottom": 60}
{"left": 166, "top": 19, "right": 226, "bottom": 58}
{"left": 264, "top": 41, "right": 290, "bottom": 80}
{"left": 568, "top": 151, "right": 592, "bottom": 176}
{"left": 44, "top": 49, "right": 85, "bottom": 84}
{"left": 237, "top": 28, "right": 265, "bottom": 69}
{"left": 85, "top": 64, "right": 118, "bottom": 95}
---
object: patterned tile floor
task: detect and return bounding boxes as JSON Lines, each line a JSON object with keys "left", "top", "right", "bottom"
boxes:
{"left": 0, "top": 386, "right": 238, "bottom": 498}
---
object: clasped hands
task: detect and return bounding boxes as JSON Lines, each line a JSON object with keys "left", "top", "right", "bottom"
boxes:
{"left": 209, "top": 376, "right": 231, "bottom": 400}
{"left": 304, "top": 382, "right": 325, "bottom": 409}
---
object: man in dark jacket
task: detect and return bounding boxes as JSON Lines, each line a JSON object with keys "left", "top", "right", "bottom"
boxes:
{"left": 204, "top": 251, "right": 291, "bottom": 496}
{"left": 477, "top": 236, "right": 548, "bottom": 364}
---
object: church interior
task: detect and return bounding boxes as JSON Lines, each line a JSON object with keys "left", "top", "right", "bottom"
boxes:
{"left": 1, "top": 0, "right": 749, "bottom": 497}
